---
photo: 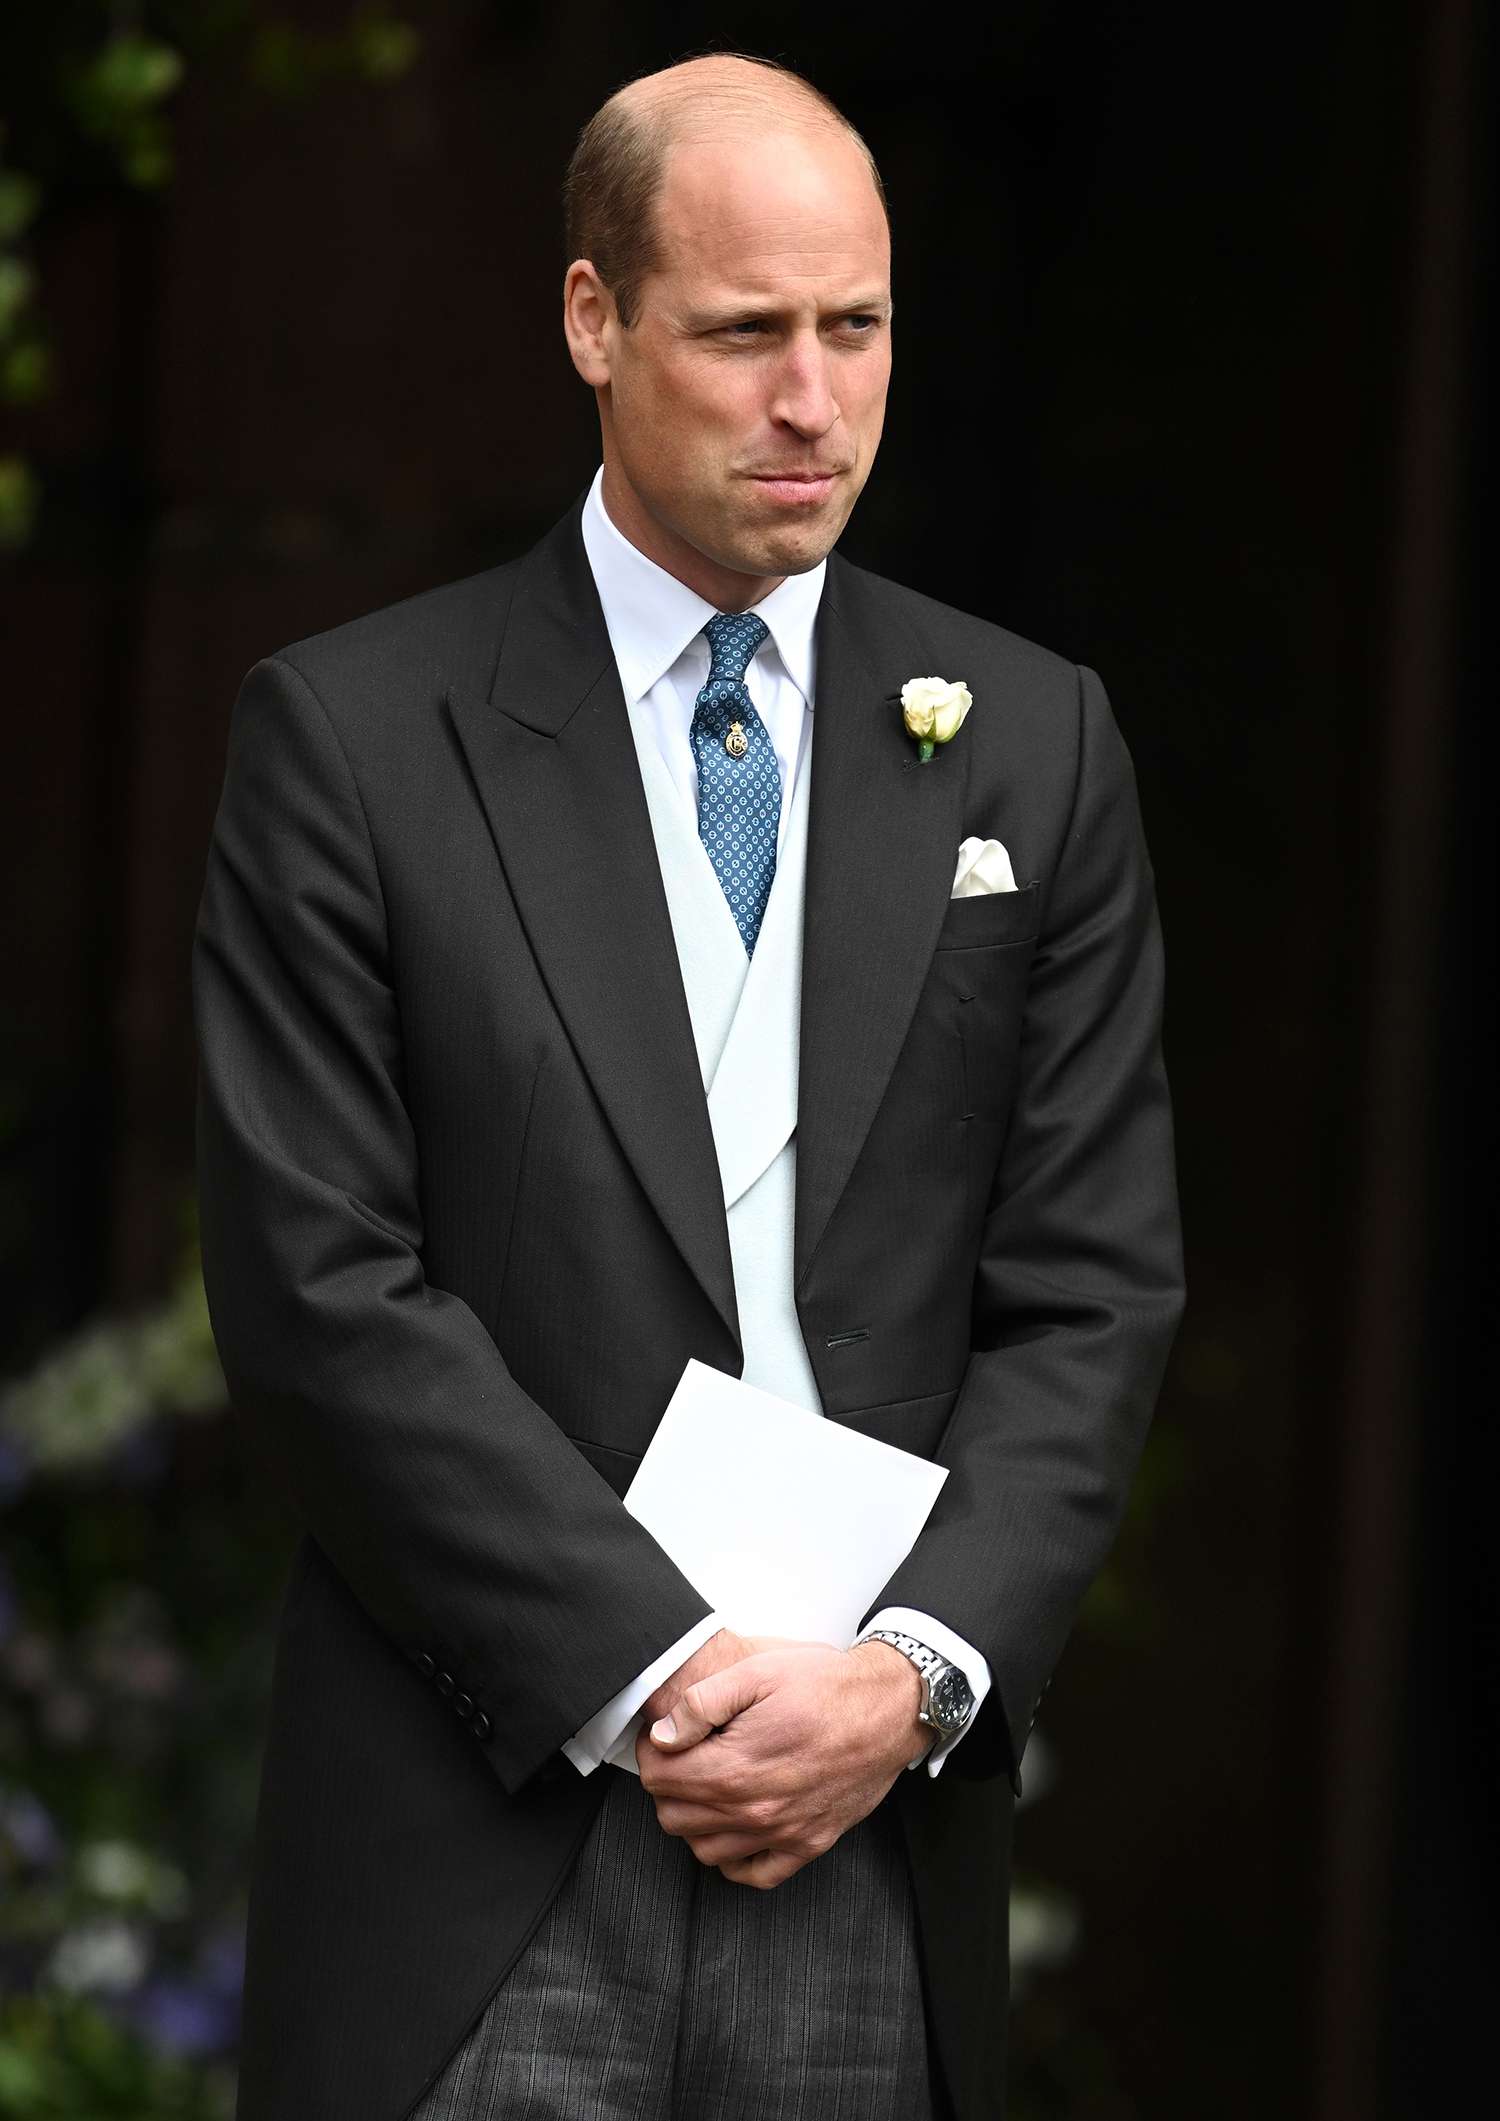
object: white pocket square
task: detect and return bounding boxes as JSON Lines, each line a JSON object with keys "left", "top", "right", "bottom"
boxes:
{"left": 951, "top": 836, "right": 1017, "bottom": 897}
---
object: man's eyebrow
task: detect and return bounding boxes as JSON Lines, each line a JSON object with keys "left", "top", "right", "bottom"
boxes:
{"left": 690, "top": 293, "right": 893, "bottom": 324}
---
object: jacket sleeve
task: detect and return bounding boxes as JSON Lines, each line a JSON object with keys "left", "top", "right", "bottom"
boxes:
{"left": 865, "top": 663, "right": 1186, "bottom": 1794}
{"left": 192, "top": 654, "right": 713, "bottom": 1795}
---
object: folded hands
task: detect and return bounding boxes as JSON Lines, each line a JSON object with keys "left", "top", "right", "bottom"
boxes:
{"left": 634, "top": 1628, "right": 928, "bottom": 1889}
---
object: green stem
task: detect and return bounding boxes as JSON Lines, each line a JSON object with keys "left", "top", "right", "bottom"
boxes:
{"left": 917, "top": 738, "right": 936, "bottom": 762}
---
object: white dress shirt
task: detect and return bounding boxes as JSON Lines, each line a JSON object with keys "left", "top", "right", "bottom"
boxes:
{"left": 563, "top": 466, "right": 992, "bottom": 1780}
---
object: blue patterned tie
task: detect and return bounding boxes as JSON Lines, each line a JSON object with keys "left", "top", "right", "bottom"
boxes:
{"left": 690, "top": 611, "right": 781, "bottom": 955}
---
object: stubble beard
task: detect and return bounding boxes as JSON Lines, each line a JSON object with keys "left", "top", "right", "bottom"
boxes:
{"left": 715, "top": 485, "right": 860, "bottom": 582}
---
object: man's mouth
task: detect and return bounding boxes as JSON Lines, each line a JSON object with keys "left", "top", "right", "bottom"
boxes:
{"left": 745, "top": 470, "right": 846, "bottom": 504}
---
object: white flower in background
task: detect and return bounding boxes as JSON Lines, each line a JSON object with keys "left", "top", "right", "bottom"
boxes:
{"left": 47, "top": 1915, "right": 150, "bottom": 1995}
{"left": 0, "top": 1252, "right": 225, "bottom": 1478}
{"left": 76, "top": 1835, "right": 189, "bottom": 1916}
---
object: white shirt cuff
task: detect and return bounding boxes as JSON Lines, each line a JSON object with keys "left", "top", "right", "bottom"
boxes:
{"left": 561, "top": 1610, "right": 724, "bottom": 1777}
{"left": 862, "top": 1606, "right": 993, "bottom": 1778}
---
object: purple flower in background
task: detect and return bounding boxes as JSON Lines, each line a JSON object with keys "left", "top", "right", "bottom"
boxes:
{"left": 120, "top": 1922, "right": 246, "bottom": 2057}
{"left": 0, "top": 1434, "right": 27, "bottom": 1506}
{"left": 198, "top": 1923, "right": 247, "bottom": 1999}
{"left": 0, "top": 1785, "right": 64, "bottom": 1872}
{"left": 124, "top": 1973, "right": 240, "bottom": 2057}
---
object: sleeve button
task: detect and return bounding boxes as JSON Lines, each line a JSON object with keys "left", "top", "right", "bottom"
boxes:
{"left": 434, "top": 1670, "right": 455, "bottom": 1698}
{"left": 452, "top": 1692, "right": 474, "bottom": 1718}
{"left": 471, "top": 1710, "right": 493, "bottom": 1742}
{"left": 415, "top": 1652, "right": 436, "bottom": 1679}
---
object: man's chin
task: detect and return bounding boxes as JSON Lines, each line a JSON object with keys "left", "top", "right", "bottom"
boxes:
{"left": 724, "top": 508, "right": 852, "bottom": 580}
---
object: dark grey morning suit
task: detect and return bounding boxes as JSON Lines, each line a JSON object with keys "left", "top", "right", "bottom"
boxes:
{"left": 192, "top": 494, "right": 1183, "bottom": 2120}
{"left": 409, "top": 517, "right": 937, "bottom": 2121}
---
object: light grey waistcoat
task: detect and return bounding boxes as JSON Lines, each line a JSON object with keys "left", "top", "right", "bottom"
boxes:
{"left": 622, "top": 711, "right": 824, "bottom": 1418}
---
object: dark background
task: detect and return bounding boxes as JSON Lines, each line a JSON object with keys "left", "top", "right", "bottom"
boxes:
{"left": 2, "top": 2, "right": 1491, "bottom": 2115}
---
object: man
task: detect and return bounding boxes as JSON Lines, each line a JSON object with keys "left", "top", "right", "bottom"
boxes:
{"left": 193, "top": 52, "right": 1183, "bottom": 2121}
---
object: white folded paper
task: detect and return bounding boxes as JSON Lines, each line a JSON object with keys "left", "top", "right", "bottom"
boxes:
{"left": 605, "top": 1359, "right": 948, "bottom": 1771}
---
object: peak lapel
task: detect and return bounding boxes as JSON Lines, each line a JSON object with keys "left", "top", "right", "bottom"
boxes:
{"left": 444, "top": 503, "right": 740, "bottom": 1354}
{"left": 795, "top": 556, "right": 972, "bottom": 1290}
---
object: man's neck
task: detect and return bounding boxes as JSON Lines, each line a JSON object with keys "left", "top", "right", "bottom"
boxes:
{"left": 599, "top": 461, "right": 784, "bottom": 613}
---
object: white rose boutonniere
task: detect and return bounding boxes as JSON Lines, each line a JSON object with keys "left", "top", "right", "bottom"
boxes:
{"left": 900, "top": 677, "right": 972, "bottom": 763}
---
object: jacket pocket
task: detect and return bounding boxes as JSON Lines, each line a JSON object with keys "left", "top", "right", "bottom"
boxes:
{"left": 934, "top": 878, "right": 1040, "bottom": 951}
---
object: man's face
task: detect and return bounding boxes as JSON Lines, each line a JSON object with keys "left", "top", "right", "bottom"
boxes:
{"left": 596, "top": 126, "right": 892, "bottom": 589}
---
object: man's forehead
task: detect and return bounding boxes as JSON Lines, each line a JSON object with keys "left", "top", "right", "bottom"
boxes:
{"left": 655, "top": 146, "right": 886, "bottom": 281}
{"left": 658, "top": 126, "right": 882, "bottom": 221}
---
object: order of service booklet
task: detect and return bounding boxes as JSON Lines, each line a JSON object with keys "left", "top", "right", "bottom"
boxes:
{"left": 604, "top": 1357, "right": 948, "bottom": 1772}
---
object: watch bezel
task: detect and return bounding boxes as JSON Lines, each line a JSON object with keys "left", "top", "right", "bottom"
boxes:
{"left": 924, "top": 1663, "right": 976, "bottom": 1736}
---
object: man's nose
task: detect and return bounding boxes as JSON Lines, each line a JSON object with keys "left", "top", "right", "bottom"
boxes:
{"left": 769, "top": 337, "right": 839, "bottom": 439}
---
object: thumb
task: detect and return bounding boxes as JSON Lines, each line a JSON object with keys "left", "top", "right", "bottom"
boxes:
{"left": 649, "top": 1658, "right": 765, "bottom": 1750}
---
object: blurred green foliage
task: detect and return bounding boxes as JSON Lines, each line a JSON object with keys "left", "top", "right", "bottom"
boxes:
{"left": 0, "top": 1993, "right": 232, "bottom": 2119}
{"left": 1, "top": 1222, "right": 293, "bottom": 2114}
{"left": 62, "top": 32, "right": 185, "bottom": 189}
{"left": 0, "top": 3, "right": 420, "bottom": 550}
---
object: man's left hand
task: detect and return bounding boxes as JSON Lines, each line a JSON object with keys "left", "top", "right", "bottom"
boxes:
{"left": 634, "top": 1640, "right": 929, "bottom": 1889}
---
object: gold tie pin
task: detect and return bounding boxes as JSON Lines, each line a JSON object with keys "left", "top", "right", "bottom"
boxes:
{"left": 725, "top": 721, "right": 748, "bottom": 758}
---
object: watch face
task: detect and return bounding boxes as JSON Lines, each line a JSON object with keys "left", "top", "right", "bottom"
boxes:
{"left": 930, "top": 1666, "right": 975, "bottom": 1734}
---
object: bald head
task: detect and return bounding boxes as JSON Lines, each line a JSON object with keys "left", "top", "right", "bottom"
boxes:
{"left": 564, "top": 54, "right": 888, "bottom": 328}
{"left": 614, "top": 51, "right": 867, "bottom": 144}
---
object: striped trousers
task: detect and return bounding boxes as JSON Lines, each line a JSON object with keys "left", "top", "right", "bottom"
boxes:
{"left": 408, "top": 1765, "right": 935, "bottom": 2120}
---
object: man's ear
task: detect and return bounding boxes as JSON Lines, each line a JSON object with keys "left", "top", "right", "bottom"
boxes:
{"left": 563, "top": 260, "right": 615, "bottom": 388}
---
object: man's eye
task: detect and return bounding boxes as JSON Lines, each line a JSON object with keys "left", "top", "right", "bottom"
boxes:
{"left": 841, "top": 314, "right": 879, "bottom": 333}
{"left": 724, "top": 320, "right": 766, "bottom": 336}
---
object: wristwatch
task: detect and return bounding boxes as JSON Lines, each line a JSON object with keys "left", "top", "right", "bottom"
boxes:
{"left": 857, "top": 1628, "right": 975, "bottom": 1739}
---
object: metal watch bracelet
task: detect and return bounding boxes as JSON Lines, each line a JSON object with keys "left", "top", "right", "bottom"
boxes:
{"left": 856, "top": 1627, "right": 974, "bottom": 1738}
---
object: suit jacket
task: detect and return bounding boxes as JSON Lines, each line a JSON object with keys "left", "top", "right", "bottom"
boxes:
{"left": 192, "top": 492, "right": 1185, "bottom": 2121}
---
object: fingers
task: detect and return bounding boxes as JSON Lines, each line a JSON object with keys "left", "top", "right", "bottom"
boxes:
{"left": 684, "top": 1830, "right": 769, "bottom": 1866}
{"left": 641, "top": 1630, "right": 732, "bottom": 1725}
{"left": 642, "top": 1627, "right": 760, "bottom": 1726}
{"left": 651, "top": 1797, "right": 744, "bottom": 1837}
{"left": 650, "top": 1788, "right": 844, "bottom": 1884}
{"left": 647, "top": 1640, "right": 839, "bottom": 1756}
{"left": 648, "top": 1657, "right": 767, "bottom": 1752}
{"left": 717, "top": 1846, "right": 810, "bottom": 1890}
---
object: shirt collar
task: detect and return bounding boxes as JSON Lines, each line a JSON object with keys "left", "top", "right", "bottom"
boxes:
{"left": 580, "top": 464, "right": 825, "bottom": 707}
